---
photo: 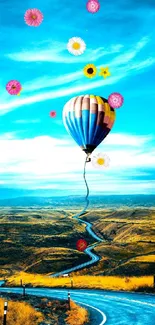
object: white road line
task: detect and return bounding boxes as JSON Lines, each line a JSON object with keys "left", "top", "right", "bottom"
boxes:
{"left": 73, "top": 299, "right": 107, "bottom": 325}
{"left": 104, "top": 295, "right": 155, "bottom": 308}
{"left": 27, "top": 289, "right": 107, "bottom": 324}
{"left": 0, "top": 288, "right": 106, "bottom": 325}
{"left": 49, "top": 290, "right": 155, "bottom": 308}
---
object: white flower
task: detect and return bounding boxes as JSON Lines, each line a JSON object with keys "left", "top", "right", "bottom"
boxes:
{"left": 67, "top": 37, "right": 86, "bottom": 56}
{"left": 91, "top": 152, "right": 110, "bottom": 169}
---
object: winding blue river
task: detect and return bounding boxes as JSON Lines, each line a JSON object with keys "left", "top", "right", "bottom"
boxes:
{"left": 52, "top": 208, "right": 103, "bottom": 277}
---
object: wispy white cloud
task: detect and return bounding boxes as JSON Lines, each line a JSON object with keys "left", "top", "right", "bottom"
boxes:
{"left": 105, "top": 149, "right": 155, "bottom": 169}
{"left": 14, "top": 119, "right": 41, "bottom": 124}
{"left": 107, "top": 37, "right": 150, "bottom": 67}
{"left": 103, "top": 133, "right": 152, "bottom": 146}
{"left": 0, "top": 133, "right": 154, "bottom": 194}
{"left": 0, "top": 37, "right": 154, "bottom": 115}
{"left": 125, "top": 57, "right": 155, "bottom": 71}
{"left": 23, "top": 56, "right": 154, "bottom": 94}
{"left": 0, "top": 178, "right": 154, "bottom": 195}
{"left": 89, "top": 180, "right": 155, "bottom": 195}
{"left": 23, "top": 71, "right": 82, "bottom": 92}
{"left": 5, "top": 37, "right": 148, "bottom": 67}
{"left": 6, "top": 43, "right": 123, "bottom": 64}
{"left": 0, "top": 74, "right": 124, "bottom": 114}
{"left": 0, "top": 132, "right": 19, "bottom": 140}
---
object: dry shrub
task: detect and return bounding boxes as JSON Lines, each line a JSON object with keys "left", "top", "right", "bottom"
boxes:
{"left": 66, "top": 300, "right": 89, "bottom": 325}
{"left": 0, "top": 298, "right": 44, "bottom": 325}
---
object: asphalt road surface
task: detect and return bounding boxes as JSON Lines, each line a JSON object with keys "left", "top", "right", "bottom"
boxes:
{"left": 0, "top": 287, "right": 154, "bottom": 325}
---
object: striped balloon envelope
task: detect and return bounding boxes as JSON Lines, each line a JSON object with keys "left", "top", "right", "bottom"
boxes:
{"left": 63, "top": 94, "right": 116, "bottom": 155}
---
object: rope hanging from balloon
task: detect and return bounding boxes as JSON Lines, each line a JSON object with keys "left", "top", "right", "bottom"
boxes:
{"left": 83, "top": 154, "right": 91, "bottom": 212}
{"left": 72, "top": 154, "right": 91, "bottom": 219}
{"left": 73, "top": 154, "right": 91, "bottom": 222}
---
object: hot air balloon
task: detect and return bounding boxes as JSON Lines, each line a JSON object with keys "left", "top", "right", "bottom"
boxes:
{"left": 63, "top": 94, "right": 116, "bottom": 160}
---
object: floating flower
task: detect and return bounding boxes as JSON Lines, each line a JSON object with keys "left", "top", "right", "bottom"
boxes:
{"left": 83, "top": 63, "right": 97, "bottom": 78}
{"left": 24, "top": 9, "right": 43, "bottom": 27}
{"left": 6, "top": 80, "right": 22, "bottom": 95}
{"left": 50, "top": 111, "right": 56, "bottom": 118}
{"left": 67, "top": 37, "right": 86, "bottom": 56}
{"left": 76, "top": 239, "right": 88, "bottom": 252}
{"left": 99, "top": 67, "right": 111, "bottom": 79}
{"left": 91, "top": 153, "right": 110, "bottom": 169}
{"left": 17, "top": 88, "right": 23, "bottom": 96}
{"left": 86, "top": 0, "right": 100, "bottom": 13}
{"left": 108, "top": 92, "right": 124, "bottom": 109}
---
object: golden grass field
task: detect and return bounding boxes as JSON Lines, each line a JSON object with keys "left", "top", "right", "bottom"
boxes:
{"left": 0, "top": 207, "right": 155, "bottom": 283}
{"left": 0, "top": 297, "right": 44, "bottom": 325}
{"left": 7, "top": 272, "right": 154, "bottom": 292}
{"left": 80, "top": 208, "right": 155, "bottom": 276}
{"left": 66, "top": 300, "right": 89, "bottom": 325}
{"left": 0, "top": 207, "right": 93, "bottom": 277}
{"left": 0, "top": 295, "right": 88, "bottom": 325}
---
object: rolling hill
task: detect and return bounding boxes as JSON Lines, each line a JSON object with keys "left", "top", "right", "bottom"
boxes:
{"left": 0, "top": 206, "right": 155, "bottom": 277}
{"left": 0, "top": 207, "right": 93, "bottom": 277}
{"left": 79, "top": 208, "right": 155, "bottom": 276}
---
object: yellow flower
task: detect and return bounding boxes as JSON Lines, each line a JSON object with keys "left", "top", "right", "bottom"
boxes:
{"left": 91, "top": 152, "right": 110, "bottom": 169}
{"left": 83, "top": 64, "right": 97, "bottom": 78}
{"left": 99, "top": 66, "right": 111, "bottom": 79}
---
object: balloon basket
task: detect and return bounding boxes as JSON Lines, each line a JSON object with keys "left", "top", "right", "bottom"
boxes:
{"left": 86, "top": 156, "right": 91, "bottom": 163}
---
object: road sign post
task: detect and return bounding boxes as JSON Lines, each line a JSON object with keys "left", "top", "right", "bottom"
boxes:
{"left": 3, "top": 301, "right": 8, "bottom": 325}
{"left": 23, "top": 285, "right": 26, "bottom": 296}
{"left": 68, "top": 292, "right": 71, "bottom": 310}
{"left": 71, "top": 278, "right": 73, "bottom": 289}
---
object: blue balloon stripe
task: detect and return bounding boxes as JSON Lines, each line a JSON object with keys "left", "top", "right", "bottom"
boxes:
{"left": 75, "top": 115, "right": 86, "bottom": 147}
{"left": 94, "top": 127, "right": 110, "bottom": 147}
{"left": 73, "top": 96, "right": 86, "bottom": 148}
{"left": 82, "top": 110, "right": 89, "bottom": 144}
{"left": 69, "top": 110, "right": 85, "bottom": 147}
{"left": 65, "top": 114, "right": 82, "bottom": 146}
{"left": 64, "top": 116, "right": 79, "bottom": 145}
{"left": 94, "top": 124, "right": 105, "bottom": 144}
{"left": 69, "top": 110, "right": 83, "bottom": 146}
{"left": 92, "top": 111, "right": 105, "bottom": 144}
{"left": 88, "top": 112, "right": 98, "bottom": 144}
{"left": 92, "top": 125, "right": 104, "bottom": 145}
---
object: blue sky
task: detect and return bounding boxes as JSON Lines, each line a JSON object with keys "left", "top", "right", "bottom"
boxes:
{"left": 0, "top": 0, "right": 155, "bottom": 197}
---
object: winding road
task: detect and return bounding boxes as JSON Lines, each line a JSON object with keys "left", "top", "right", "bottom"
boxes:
{"left": 0, "top": 287, "right": 154, "bottom": 325}
{"left": 52, "top": 209, "right": 103, "bottom": 277}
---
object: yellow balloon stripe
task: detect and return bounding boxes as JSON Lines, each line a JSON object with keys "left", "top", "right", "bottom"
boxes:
{"left": 96, "top": 96, "right": 104, "bottom": 105}
{"left": 111, "top": 109, "right": 116, "bottom": 122}
{"left": 64, "top": 95, "right": 116, "bottom": 123}
{"left": 104, "top": 102, "right": 111, "bottom": 119}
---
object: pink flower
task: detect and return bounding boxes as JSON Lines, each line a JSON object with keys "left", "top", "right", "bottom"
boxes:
{"left": 50, "top": 111, "right": 56, "bottom": 118}
{"left": 86, "top": 0, "right": 100, "bottom": 13}
{"left": 108, "top": 93, "right": 124, "bottom": 109}
{"left": 24, "top": 9, "right": 43, "bottom": 27}
{"left": 6, "top": 80, "right": 22, "bottom": 95}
